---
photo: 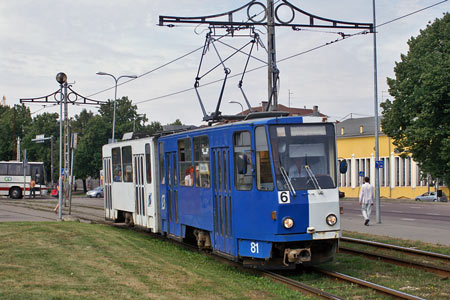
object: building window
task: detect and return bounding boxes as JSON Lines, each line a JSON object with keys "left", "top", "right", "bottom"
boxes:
{"left": 193, "top": 136, "right": 210, "bottom": 188}
{"left": 341, "top": 127, "right": 345, "bottom": 135}
{"left": 360, "top": 126, "right": 364, "bottom": 134}
{"left": 405, "top": 157, "right": 411, "bottom": 186}
{"left": 178, "top": 138, "right": 193, "bottom": 186}
{"left": 395, "top": 157, "right": 400, "bottom": 187}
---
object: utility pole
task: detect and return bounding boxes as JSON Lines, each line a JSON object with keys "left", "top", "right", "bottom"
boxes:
{"left": 159, "top": 1, "right": 373, "bottom": 122}
{"left": 372, "top": 0, "right": 381, "bottom": 224}
{"left": 13, "top": 105, "right": 17, "bottom": 160}
{"left": 267, "top": 0, "right": 278, "bottom": 111}
{"left": 20, "top": 73, "right": 104, "bottom": 218}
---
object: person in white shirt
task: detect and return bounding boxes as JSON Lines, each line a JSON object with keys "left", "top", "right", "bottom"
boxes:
{"left": 359, "top": 176, "right": 374, "bottom": 226}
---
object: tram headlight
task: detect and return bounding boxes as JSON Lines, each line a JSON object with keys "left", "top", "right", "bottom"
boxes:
{"left": 326, "top": 214, "right": 337, "bottom": 226}
{"left": 282, "top": 217, "right": 294, "bottom": 229}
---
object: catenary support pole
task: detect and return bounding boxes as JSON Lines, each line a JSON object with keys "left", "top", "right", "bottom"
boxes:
{"left": 373, "top": 0, "right": 381, "bottom": 224}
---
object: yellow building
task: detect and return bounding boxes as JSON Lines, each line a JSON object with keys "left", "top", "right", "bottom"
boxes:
{"left": 336, "top": 117, "right": 448, "bottom": 199}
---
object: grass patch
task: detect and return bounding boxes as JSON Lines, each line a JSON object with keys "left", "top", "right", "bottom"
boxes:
{"left": 0, "top": 222, "right": 305, "bottom": 300}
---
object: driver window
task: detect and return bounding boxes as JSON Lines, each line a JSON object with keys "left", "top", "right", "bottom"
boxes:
{"left": 233, "top": 131, "right": 252, "bottom": 191}
{"left": 255, "top": 126, "right": 274, "bottom": 191}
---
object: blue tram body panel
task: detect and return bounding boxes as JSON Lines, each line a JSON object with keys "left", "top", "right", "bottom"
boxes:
{"left": 156, "top": 116, "right": 340, "bottom": 267}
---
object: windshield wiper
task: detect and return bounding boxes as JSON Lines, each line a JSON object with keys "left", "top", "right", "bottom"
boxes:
{"left": 304, "top": 165, "right": 323, "bottom": 195}
{"left": 280, "top": 166, "right": 296, "bottom": 197}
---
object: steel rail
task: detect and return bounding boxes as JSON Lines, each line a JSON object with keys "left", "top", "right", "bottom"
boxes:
{"left": 314, "top": 268, "right": 426, "bottom": 300}
{"left": 263, "top": 271, "right": 344, "bottom": 300}
{"left": 341, "top": 236, "right": 450, "bottom": 260}
{"left": 339, "top": 246, "right": 450, "bottom": 278}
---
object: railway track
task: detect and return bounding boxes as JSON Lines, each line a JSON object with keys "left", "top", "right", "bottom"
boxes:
{"left": 1, "top": 199, "right": 440, "bottom": 299}
{"left": 114, "top": 222, "right": 429, "bottom": 300}
{"left": 313, "top": 268, "right": 426, "bottom": 300}
{"left": 340, "top": 236, "right": 450, "bottom": 278}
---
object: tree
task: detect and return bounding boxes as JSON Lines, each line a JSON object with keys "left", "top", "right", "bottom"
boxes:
{"left": 71, "top": 109, "right": 94, "bottom": 136}
{"left": 381, "top": 13, "right": 450, "bottom": 185}
{"left": 98, "top": 96, "right": 146, "bottom": 140}
{"left": 22, "top": 112, "right": 60, "bottom": 182}
{"left": 0, "top": 105, "right": 32, "bottom": 161}
{"left": 74, "top": 115, "right": 109, "bottom": 191}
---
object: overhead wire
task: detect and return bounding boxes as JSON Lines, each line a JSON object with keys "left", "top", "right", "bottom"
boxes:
{"left": 134, "top": 0, "right": 448, "bottom": 105}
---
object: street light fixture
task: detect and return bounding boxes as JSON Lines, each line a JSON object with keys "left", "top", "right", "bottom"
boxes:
{"left": 229, "top": 100, "right": 244, "bottom": 115}
{"left": 56, "top": 72, "right": 67, "bottom": 220}
{"left": 96, "top": 72, "right": 137, "bottom": 143}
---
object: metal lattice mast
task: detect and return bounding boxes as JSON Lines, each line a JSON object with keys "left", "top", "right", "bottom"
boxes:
{"left": 267, "top": 0, "right": 278, "bottom": 111}
{"left": 64, "top": 83, "right": 70, "bottom": 205}
{"left": 20, "top": 74, "right": 105, "bottom": 217}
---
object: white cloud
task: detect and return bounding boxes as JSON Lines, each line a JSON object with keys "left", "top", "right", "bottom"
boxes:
{"left": 0, "top": 0, "right": 447, "bottom": 125}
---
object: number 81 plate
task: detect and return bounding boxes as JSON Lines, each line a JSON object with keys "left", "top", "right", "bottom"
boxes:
{"left": 238, "top": 239, "right": 272, "bottom": 259}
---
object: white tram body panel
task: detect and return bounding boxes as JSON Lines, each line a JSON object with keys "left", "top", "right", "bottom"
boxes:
{"left": 102, "top": 137, "right": 160, "bottom": 233}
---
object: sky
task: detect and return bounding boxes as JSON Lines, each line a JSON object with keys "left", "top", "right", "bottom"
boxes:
{"left": 1, "top": 0, "right": 448, "bottom": 126}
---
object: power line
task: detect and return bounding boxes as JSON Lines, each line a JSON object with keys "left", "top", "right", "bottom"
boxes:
{"left": 86, "top": 46, "right": 204, "bottom": 98}
{"left": 134, "top": 0, "right": 448, "bottom": 106}
{"left": 377, "top": 0, "right": 448, "bottom": 28}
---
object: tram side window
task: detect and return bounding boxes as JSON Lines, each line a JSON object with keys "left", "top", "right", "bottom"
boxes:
{"left": 193, "top": 136, "right": 210, "bottom": 188}
{"left": 255, "top": 126, "right": 274, "bottom": 191}
{"left": 159, "top": 142, "right": 165, "bottom": 184}
{"left": 112, "top": 147, "right": 122, "bottom": 182}
{"left": 122, "top": 146, "right": 133, "bottom": 182}
{"left": 178, "top": 138, "right": 193, "bottom": 186}
{"left": 145, "top": 143, "right": 152, "bottom": 184}
{"left": 234, "top": 131, "right": 253, "bottom": 190}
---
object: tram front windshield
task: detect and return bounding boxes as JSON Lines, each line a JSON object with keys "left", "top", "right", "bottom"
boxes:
{"left": 269, "top": 124, "right": 336, "bottom": 191}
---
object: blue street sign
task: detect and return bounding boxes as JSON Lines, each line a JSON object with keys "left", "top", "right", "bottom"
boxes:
{"left": 375, "top": 160, "right": 384, "bottom": 169}
{"left": 359, "top": 171, "right": 365, "bottom": 177}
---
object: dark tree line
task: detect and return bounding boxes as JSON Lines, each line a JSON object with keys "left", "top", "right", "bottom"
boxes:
{"left": 0, "top": 97, "right": 179, "bottom": 191}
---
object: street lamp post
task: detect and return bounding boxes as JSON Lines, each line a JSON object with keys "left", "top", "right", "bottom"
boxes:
{"left": 96, "top": 72, "right": 137, "bottom": 143}
{"left": 229, "top": 100, "right": 244, "bottom": 115}
{"left": 56, "top": 72, "right": 67, "bottom": 221}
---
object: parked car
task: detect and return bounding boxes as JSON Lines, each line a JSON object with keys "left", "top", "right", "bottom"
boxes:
{"left": 415, "top": 192, "right": 448, "bottom": 202}
{"left": 86, "top": 186, "right": 104, "bottom": 198}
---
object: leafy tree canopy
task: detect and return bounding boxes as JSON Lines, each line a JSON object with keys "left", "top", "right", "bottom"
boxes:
{"left": 0, "top": 104, "right": 32, "bottom": 161}
{"left": 381, "top": 13, "right": 450, "bottom": 184}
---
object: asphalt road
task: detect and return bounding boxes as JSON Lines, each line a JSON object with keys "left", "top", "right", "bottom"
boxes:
{"left": 1, "top": 195, "right": 449, "bottom": 247}
{"left": 340, "top": 198, "right": 450, "bottom": 246}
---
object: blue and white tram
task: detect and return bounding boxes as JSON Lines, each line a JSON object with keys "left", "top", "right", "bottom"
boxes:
{"left": 102, "top": 138, "right": 160, "bottom": 232}
{"left": 103, "top": 116, "right": 340, "bottom": 269}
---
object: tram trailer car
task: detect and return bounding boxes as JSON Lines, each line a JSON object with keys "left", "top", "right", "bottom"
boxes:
{"left": 103, "top": 116, "right": 341, "bottom": 269}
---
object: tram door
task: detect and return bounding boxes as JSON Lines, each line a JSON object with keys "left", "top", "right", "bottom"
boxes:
{"left": 103, "top": 157, "right": 113, "bottom": 219}
{"left": 165, "top": 152, "right": 179, "bottom": 236}
{"left": 212, "top": 147, "right": 233, "bottom": 254}
{"left": 133, "top": 154, "right": 146, "bottom": 227}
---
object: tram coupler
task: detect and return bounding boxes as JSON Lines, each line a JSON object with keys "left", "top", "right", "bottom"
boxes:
{"left": 283, "top": 248, "right": 311, "bottom": 266}
{"left": 193, "top": 229, "right": 212, "bottom": 250}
